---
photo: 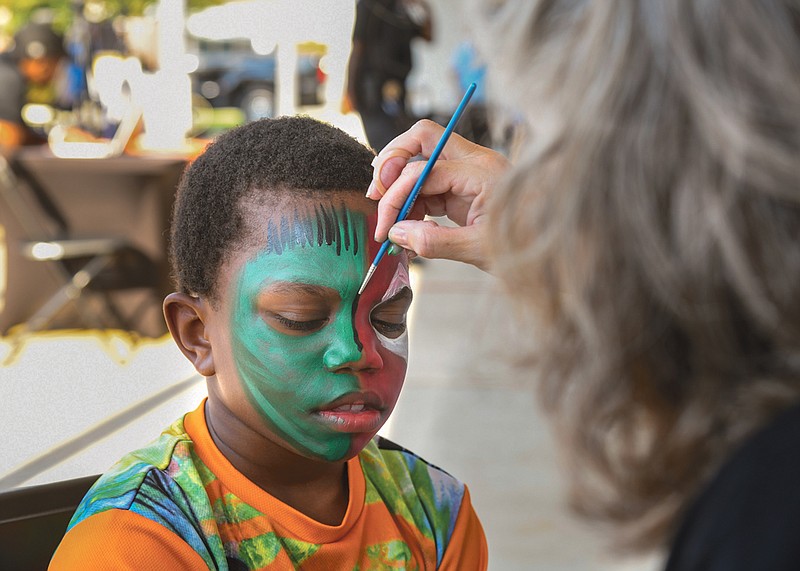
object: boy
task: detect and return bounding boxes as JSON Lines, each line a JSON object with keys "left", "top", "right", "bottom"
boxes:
{"left": 50, "top": 117, "right": 487, "bottom": 569}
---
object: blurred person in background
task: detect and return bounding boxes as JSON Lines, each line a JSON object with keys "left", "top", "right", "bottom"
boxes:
{"left": 346, "top": 0, "right": 432, "bottom": 151}
{"left": 367, "top": 1, "right": 800, "bottom": 569}
{"left": 450, "top": 40, "right": 491, "bottom": 148}
{"left": 0, "top": 21, "right": 67, "bottom": 150}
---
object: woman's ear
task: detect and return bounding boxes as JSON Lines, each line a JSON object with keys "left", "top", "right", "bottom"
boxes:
{"left": 163, "top": 292, "right": 215, "bottom": 377}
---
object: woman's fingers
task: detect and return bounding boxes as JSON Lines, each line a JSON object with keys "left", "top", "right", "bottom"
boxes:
{"left": 368, "top": 151, "right": 413, "bottom": 197}
{"left": 387, "top": 219, "right": 490, "bottom": 270}
{"left": 366, "top": 119, "right": 511, "bottom": 268}
{"left": 372, "top": 160, "right": 471, "bottom": 241}
{"left": 380, "top": 119, "right": 448, "bottom": 162}
{"left": 371, "top": 120, "right": 481, "bottom": 192}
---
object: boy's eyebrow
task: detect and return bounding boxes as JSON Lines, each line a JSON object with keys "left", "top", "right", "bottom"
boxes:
{"left": 266, "top": 282, "right": 336, "bottom": 298}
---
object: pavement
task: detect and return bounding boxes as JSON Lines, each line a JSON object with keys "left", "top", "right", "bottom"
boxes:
{"left": 389, "top": 257, "right": 662, "bottom": 571}
{"left": 0, "top": 253, "right": 663, "bottom": 570}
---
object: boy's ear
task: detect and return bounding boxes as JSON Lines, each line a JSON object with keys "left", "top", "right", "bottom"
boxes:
{"left": 163, "top": 292, "right": 215, "bottom": 377}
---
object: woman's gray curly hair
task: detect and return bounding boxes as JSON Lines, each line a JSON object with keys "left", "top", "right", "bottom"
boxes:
{"left": 478, "top": 0, "right": 800, "bottom": 550}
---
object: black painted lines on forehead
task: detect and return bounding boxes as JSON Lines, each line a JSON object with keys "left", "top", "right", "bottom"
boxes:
{"left": 264, "top": 200, "right": 365, "bottom": 256}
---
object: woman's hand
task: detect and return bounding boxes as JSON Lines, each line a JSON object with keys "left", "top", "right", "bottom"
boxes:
{"left": 367, "top": 119, "right": 510, "bottom": 270}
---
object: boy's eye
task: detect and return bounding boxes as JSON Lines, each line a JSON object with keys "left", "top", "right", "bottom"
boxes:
{"left": 267, "top": 313, "right": 329, "bottom": 336}
{"left": 257, "top": 284, "right": 338, "bottom": 337}
{"left": 371, "top": 317, "right": 407, "bottom": 338}
{"left": 370, "top": 287, "right": 412, "bottom": 339}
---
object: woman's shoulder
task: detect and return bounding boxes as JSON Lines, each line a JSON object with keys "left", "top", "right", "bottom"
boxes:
{"left": 666, "top": 400, "right": 800, "bottom": 571}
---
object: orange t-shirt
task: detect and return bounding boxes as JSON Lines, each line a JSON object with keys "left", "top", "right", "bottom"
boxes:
{"left": 50, "top": 401, "right": 487, "bottom": 569}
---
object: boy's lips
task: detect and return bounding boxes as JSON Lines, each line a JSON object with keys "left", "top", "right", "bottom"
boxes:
{"left": 318, "top": 391, "right": 385, "bottom": 411}
{"left": 313, "top": 392, "right": 386, "bottom": 432}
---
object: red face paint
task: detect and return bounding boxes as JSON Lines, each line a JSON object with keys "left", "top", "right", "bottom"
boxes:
{"left": 344, "top": 211, "right": 411, "bottom": 455}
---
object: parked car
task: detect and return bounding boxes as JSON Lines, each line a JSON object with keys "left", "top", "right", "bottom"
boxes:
{"left": 190, "top": 39, "right": 325, "bottom": 122}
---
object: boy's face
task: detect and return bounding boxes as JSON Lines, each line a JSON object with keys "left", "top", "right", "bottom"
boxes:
{"left": 209, "top": 194, "right": 411, "bottom": 463}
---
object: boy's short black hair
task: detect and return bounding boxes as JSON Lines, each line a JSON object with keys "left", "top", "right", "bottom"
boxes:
{"left": 170, "top": 116, "right": 375, "bottom": 301}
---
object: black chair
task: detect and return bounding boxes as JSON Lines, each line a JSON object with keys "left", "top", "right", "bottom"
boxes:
{"left": 0, "top": 154, "right": 163, "bottom": 337}
{"left": 0, "top": 474, "right": 99, "bottom": 570}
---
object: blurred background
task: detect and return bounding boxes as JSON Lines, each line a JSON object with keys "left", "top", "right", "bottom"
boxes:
{"left": 0, "top": 1, "right": 657, "bottom": 569}
{"left": 0, "top": 0, "right": 512, "bottom": 152}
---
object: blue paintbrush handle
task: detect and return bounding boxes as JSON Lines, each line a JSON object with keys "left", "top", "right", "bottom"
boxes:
{"left": 370, "top": 82, "right": 477, "bottom": 270}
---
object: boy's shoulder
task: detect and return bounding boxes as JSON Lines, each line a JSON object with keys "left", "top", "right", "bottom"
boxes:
{"left": 365, "top": 435, "right": 458, "bottom": 480}
{"left": 67, "top": 414, "right": 203, "bottom": 532}
{"left": 360, "top": 435, "right": 467, "bottom": 555}
{"left": 361, "top": 434, "right": 465, "bottom": 498}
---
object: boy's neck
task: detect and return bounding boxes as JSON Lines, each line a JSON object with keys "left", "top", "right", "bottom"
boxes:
{"left": 204, "top": 398, "right": 350, "bottom": 526}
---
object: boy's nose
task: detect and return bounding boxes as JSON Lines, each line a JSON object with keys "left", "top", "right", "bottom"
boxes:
{"left": 323, "top": 317, "right": 383, "bottom": 373}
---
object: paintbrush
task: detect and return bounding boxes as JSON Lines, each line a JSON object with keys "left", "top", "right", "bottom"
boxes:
{"left": 358, "top": 82, "right": 477, "bottom": 294}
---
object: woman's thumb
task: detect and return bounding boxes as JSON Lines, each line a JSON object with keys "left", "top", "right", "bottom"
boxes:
{"left": 387, "top": 220, "right": 489, "bottom": 270}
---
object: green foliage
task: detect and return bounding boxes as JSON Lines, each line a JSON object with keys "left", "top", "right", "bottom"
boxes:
{"left": 1, "top": 0, "right": 225, "bottom": 36}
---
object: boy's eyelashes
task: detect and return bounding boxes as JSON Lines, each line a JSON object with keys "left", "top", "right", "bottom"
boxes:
{"left": 369, "top": 287, "right": 413, "bottom": 339}
{"left": 371, "top": 317, "right": 407, "bottom": 338}
{"left": 259, "top": 287, "right": 413, "bottom": 338}
{"left": 265, "top": 310, "right": 409, "bottom": 338}
{"left": 257, "top": 287, "right": 337, "bottom": 336}
{"left": 268, "top": 313, "right": 329, "bottom": 334}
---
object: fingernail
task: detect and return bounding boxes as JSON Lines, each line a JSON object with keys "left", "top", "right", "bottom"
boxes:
{"left": 365, "top": 181, "right": 377, "bottom": 199}
{"left": 388, "top": 226, "right": 407, "bottom": 245}
{"left": 380, "top": 156, "right": 405, "bottom": 191}
{"left": 388, "top": 244, "right": 400, "bottom": 256}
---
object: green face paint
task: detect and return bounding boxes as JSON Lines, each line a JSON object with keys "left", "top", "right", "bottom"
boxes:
{"left": 229, "top": 203, "right": 409, "bottom": 462}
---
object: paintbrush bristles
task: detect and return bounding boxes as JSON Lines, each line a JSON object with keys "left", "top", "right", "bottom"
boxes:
{"left": 358, "top": 264, "right": 377, "bottom": 295}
